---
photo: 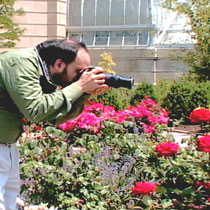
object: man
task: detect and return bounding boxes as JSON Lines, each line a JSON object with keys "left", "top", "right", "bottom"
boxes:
{"left": 0, "top": 39, "right": 109, "bottom": 210}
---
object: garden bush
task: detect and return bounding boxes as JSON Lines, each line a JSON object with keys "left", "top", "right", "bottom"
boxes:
{"left": 154, "top": 79, "right": 175, "bottom": 105}
{"left": 90, "top": 88, "right": 132, "bottom": 110}
{"left": 130, "top": 82, "right": 157, "bottom": 106}
{"left": 162, "top": 80, "right": 210, "bottom": 124}
{"left": 91, "top": 80, "right": 174, "bottom": 110}
{"left": 19, "top": 99, "right": 210, "bottom": 210}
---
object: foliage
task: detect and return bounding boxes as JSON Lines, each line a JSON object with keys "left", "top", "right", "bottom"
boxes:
{"left": 154, "top": 79, "right": 175, "bottom": 104}
{"left": 19, "top": 99, "right": 210, "bottom": 209}
{"left": 19, "top": 99, "right": 170, "bottom": 210}
{"left": 130, "top": 82, "right": 157, "bottom": 106}
{"left": 0, "top": 0, "right": 24, "bottom": 48}
{"left": 90, "top": 88, "right": 132, "bottom": 110}
{"left": 98, "top": 52, "right": 116, "bottom": 74}
{"left": 163, "top": 80, "right": 210, "bottom": 124}
{"left": 162, "top": 0, "right": 210, "bottom": 81}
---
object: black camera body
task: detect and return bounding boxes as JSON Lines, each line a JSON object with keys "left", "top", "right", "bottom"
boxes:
{"left": 79, "top": 66, "right": 134, "bottom": 89}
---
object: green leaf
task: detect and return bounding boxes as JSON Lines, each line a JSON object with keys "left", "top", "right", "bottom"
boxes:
{"left": 157, "top": 186, "right": 166, "bottom": 193}
{"left": 141, "top": 195, "right": 153, "bottom": 206}
{"left": 161, "top": 199, "right": 173, "bottom": 208}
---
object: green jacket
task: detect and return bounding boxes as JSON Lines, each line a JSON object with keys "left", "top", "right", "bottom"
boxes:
{"left": 0, "top": 48, "right": 89, "bottom": 143}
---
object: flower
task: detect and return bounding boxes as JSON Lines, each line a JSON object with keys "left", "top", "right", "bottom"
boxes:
{"left": 155, "top": 142, "right": 179, "bottom": 157}
{"left": 194, "top": 181, "right": 210, "bottom": 191}
{"left": 197, "top": 135, "right": 210, "bottom": 152}
{"left": 34, "top": 126, "right": 42, "bottom": 131}
{"left": 132, "top": 182, "right": 157, "bottom": 196}
{"left": 58, "top": 99, "right": 169, "bottom": 134}
{"left": 189, "top": 108, "right": 210, "bottom": 124}
{"left": 58, "top": 120, "right": 77, "bottom": 131}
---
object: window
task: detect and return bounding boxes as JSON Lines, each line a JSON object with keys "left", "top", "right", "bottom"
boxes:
{"left": 140, "top": 0, "right": 150, "bottom": 24}
{"left": 82, "top": 32, "right": 95, "bottom": 45}
{"left": 83, "top": 0, "right": 95, "bottom": 26}
{"left": 111, "top": 0, "right": 124, "bottom": 25}
{"left": 69, "top": 33, "right": 80, "bottom": 41}
{"left": 125, "top": 0, "right": 139, "bottom": 25}
{"left": 69, "top": 0, "right": 81, "bottom": 26}
{"left": 110, "top": 31, "right": 124, "bottom": 45}
{"left": 96, "top": 0, "right": 109, "bottom": 25}
{"left": 124, "top": 31, "right": 138, "bottom": 45}
{"left": 68, "top": 0, "right": 181, "bottom": 47}
{"left": 138, "top": 31, "right": 149, "bottom": 45}
{"left": 95, "top": 31, "right": 109, "bottom": 45}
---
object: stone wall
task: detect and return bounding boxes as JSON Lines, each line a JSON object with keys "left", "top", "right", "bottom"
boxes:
{"left": 90, "top": 48, "right": 190, "bottom": 84}
{"left": 12, "top": 0, "right": 67, "bottom": 49}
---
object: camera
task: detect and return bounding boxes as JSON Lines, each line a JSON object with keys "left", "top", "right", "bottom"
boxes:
{"left": 104, "top": 73, "right": 134, "bottom": 89}
{"left": 79, "top": 66, "right": 134, "bottom": 89}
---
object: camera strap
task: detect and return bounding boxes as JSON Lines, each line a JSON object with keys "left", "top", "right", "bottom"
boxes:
{"left": 34, "top": 47, "right": 58, "bottom": 87}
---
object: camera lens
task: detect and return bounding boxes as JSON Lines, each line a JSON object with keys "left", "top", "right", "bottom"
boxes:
{"left": 105, "top": 73, "right": 134, "bottom": 89}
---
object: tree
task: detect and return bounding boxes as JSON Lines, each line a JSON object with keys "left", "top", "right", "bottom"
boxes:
{"left": 0, "top": 0, "right": 24, "bottom": 48}
{"left": 163, "top": 0, "right": 210, "bottom": 81}
{"left": 99, "top": 52, "right": 116, "bottom": 74}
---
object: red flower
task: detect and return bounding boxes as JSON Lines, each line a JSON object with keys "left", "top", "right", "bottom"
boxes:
{"left": 132, "top": 182, "right": 157, "bottom": 196}
{"left": 197, "top": 135, "right": 210, "bottom": 152}
{"left": 194, "top": 181, "right": 210, "bottom": 191}
{"left": 189, "top": 108, "right": 210, "bottom": 124}
{"left": 22, "top": 118, "right": 28, "bottom": 124}
{"left": 155, "top": 142, "right": 179, "bottom": 157}
{"left": 34, "top": 126, "right": 42, "bottom": 131}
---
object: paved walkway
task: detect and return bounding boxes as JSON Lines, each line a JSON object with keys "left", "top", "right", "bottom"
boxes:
{"left": 165, "top": 125, "right": 201, "bottom": 147}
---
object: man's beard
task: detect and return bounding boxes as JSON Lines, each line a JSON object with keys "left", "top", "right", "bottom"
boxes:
{"left": 52, "top": 74, "right": 66, "bottom": 87}
{"left": 52, "top": 73, "right": 80, "bottom": 87}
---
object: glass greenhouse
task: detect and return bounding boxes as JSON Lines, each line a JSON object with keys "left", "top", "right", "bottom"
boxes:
{"left": 67, "top": 0, "right": 194, "bottom": 48}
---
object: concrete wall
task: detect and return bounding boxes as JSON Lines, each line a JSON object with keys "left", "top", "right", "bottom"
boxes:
{"left": 90, "top": 48, "right": 190, "bottom": 84}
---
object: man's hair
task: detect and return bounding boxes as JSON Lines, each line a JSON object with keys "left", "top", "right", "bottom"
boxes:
{"left": 36, "top": 39, "right": 88, "bottom": 66}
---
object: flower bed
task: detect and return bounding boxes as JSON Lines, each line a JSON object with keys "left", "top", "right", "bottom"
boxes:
{"left": 19, "top": 100, "right": 210, "bottom": 210}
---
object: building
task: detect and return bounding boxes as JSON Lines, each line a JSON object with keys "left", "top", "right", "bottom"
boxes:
{"left": 11, "top": 0, "right": 192, "bottom": 83}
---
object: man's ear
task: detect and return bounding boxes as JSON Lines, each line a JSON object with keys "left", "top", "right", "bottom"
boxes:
{"left": 53, "top": 59, "right": 66, "bottom": 73}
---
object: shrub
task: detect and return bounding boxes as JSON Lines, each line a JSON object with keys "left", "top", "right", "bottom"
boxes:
{"left": 130, "top": 82, "right": 157, "bottom": 106}
{"left": 90, "top": 88, "right": 132, "bottom": 110}
{"left": 163, "top": 80, "right": 210, "bottom": 123}
{"left": 154, "top": 79, "right": 175, "bottom": 104}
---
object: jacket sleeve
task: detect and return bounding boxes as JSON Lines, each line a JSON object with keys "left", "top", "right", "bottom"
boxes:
{"left": 2, "top": 55, "right": 89, "bottom": 124}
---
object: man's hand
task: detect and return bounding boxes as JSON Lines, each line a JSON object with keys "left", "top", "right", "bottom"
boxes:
{"left": 75, "top": 67, "right": 110, "bottom": 95}
{"left": 89, "top": 85, "right": 110, "bottom": 95}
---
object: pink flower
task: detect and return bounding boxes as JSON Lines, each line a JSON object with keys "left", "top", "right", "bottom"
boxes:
{"left": 84, "top": 102, "right": 104, "bottom": 114}
{"left": 112, "top": 110, "right": 130, "bottom": 123}
{"left": 197, "top": 135, "right": 210, "bottom": 152}
{"left": 132, "top": 182, "right": 157, "bottom": 196}
{"left": 142, "top": 124, "right": 156, "bottom": 133}
{"left": 58, "top": 99, "right": 169, "bottom": 134}
{"left": 155, "top": 142, "right": 179, "bottom": 157}
{"left": 58, "top": 120, "right": 77, "bottom": 131}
